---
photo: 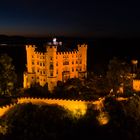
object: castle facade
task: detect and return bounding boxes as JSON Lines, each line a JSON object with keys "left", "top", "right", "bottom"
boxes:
{"left": 23, "top": 38, "right": 87, "bottom": 91}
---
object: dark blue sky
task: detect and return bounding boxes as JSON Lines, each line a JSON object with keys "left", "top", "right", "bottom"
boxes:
{"left": 0, "top": 0, "right": 140, "bottom": 37}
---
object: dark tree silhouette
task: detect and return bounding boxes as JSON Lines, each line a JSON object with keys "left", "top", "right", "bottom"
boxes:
{"left": 0, "top": 54, "right": 17, "bottom": 96}
{"left": 107, "top": 57, "right": 131, "bottom": 94}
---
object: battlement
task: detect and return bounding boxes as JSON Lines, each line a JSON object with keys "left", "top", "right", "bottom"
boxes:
{"left": 35, "top": 51, "right": 45, "bottom": 56}
{"left": 26, "top": 45, "right": 36, "bottom": 50}
{"left": 56, "top": 50, "right": 78, "bottom": 55}
{"left": 0, "top": 103, "right": 17, "bottom": 117}
{"left": 77, "top": 44, "right": 88, "bottom": 48}
{"left": 0, "top": 97, "right": 104, "bottom": 117}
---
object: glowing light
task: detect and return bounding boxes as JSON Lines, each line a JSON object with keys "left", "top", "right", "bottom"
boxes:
{"left": 53, "top": 38, "right": 57, "bottom": 44}
{"left": 97, "top": 112, "right": 109, "bottom": 125}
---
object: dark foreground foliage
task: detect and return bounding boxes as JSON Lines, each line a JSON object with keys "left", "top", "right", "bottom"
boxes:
{"left": 1, "top": 95, "right": 140, "bottom": 140}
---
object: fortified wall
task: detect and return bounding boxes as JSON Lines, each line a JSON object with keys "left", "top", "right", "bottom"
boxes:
{"left": 0, "top": 97, "right": 104, "bottom": 117}
{"left": 0, "top": 97, "right": 127, "bottom": 125}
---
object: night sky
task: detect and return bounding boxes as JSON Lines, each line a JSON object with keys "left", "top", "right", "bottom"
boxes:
{"left": 0, "top": 0, "right": 140, "bottom": 38}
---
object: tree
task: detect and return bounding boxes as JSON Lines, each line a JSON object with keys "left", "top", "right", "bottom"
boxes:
{"left": 0, "top": 54, "right": 17, "bottom": 96}
{"left": 106, "top": 57, "right": 131, "bottom": 94}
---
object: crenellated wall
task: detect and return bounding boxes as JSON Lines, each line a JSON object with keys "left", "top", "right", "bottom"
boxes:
{"left": 0, "top": 97, "right": 104, "bottom": 117}
{"left": 0, "top": 103, "right": 17, "bottom": 117}
{"left": 0, "top": 97, "right": 128, "bottom": 125}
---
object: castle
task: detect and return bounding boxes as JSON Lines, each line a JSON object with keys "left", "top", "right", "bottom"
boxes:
{"left": 23, "top": 38, "right": 87, "bottom": 91}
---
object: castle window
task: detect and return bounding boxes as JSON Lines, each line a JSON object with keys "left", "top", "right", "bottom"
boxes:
{"left": 43, "top": 71, "right": 45, "bottom": 74}
{"left": 63, "top": 61, "right": 69, "bottom": 65}
{"left": 56, "top": 62, "right": 58, "bottom": 66}
{"left": 79, "top": 60, "right": 82, "bottom": 64}
{"left": 37, "top": 62, "right": 39, "bottom": 65}
{"left": 50, "top": 63, "right": 54, "bottom": 70}
{"left": 50, "top": 72, "right": 53, "bottom": 76}
{"left": 44, "top": 79, "right": 45, "bottom": 81}
{"left": 50, "top": 57, "right": 53, "bottom": 60}
{"left": 76, "top": 67, "right": 78, "bottom": 71}
{"left": 40, "top": 71, "right": 42, "bottom": 74}
{"left": 37, "top": 69, "right": 39, "bottom": 72}
{"left": 32, "top": 55, "right": 34, "bottom": 58}
{"left": 43, "top": 63, "right": 45, "bottom": 66}
{"left": 72, "top": 67, "right": 74, "bottom": 72}
{"left": 32, "top": 61, "right": 34, "bottom": 65}
{"left": 56, "top": 70, "right": 58, "bottom": 74}
{"left": 76, "top": 61, "right": 78, "bottom": 64}
{"left": 72, "top": 61, "right": 74, "bottom": 64}
{"left": 40, "top": 62, "right": 42, "bottom": 66}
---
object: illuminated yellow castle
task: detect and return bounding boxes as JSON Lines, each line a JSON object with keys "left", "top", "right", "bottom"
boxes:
{"left": 23, "top": 38, "right": 87, "bottom": 91}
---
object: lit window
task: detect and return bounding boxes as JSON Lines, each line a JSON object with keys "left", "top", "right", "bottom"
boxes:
{"left": 50, "top": 72, "right": 53, "bottom": 76}
{"left": 72, "top": 68, "right": 74, "bottom": 72}
{"left": 56, "top": 62, "right": 58, "bottom": 66}
{"left": 50, "top": 63, "right": 53, "bottom": 70}
{"left": 63, "top": 61, "right": 69, "bottom": 65}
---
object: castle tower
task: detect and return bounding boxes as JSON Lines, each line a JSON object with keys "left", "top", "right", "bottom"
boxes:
{"left": 77, "top": 44, "right": 88, "bottom": 78}
{"left": 46, "top": 40, "right": 57, "bottom": 92}
{"left": 26, "top": 45, "right": 36, "bottom": 73}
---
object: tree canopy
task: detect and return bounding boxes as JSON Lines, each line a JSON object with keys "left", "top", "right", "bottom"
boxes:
{"left": 0, "top": 54, "right": 17, "bottom": 96}
{"left": 107, "top": 57, "right": 131, "bottom": 94}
